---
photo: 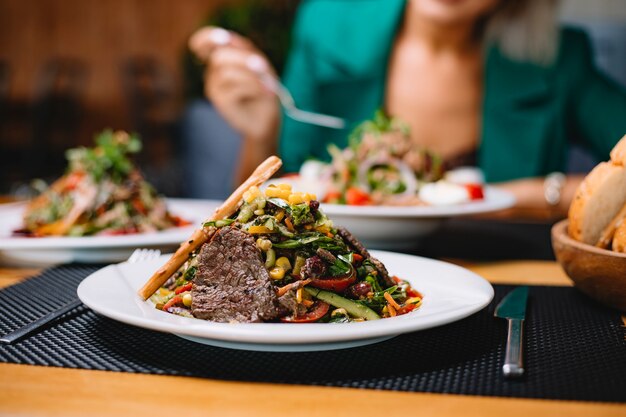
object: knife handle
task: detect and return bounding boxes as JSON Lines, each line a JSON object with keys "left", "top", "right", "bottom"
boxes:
{"left": 503, "top": 318, "right": 524, "bottom": 378}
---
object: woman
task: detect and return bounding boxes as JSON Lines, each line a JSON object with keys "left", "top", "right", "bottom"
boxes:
{"left": 189, "top": 0, "right": 626, "bottom": 218}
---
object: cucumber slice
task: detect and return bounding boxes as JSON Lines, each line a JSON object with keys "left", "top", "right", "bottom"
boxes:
{"left": 304, "top": 287, "right": 380, "bottom": 321}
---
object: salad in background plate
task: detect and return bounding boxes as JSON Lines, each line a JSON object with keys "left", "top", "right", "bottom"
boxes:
{"left": 16, "top": 130, "right": 189, "bottom": 237}
{"left": 298, "top": 110, "right": 485, "bottom": 206}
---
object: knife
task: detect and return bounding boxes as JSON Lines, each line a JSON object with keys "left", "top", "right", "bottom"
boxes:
{"left": 494, "top": 286, "right": 529, "bottom": 378}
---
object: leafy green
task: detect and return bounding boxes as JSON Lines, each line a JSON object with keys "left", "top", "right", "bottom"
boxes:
{"left": 65, "top": 130, "right": 142, "bottom": 183}
{"left": 183, "top": 266, "right": 197, "bottom": 281}
{"left": 348, "top": 109, "right": 409, "bottom": 148}
{"left": 327, "top": 253, "right": 353, "bottom": 277}
{"left": 289, "top": 203, "right": 314, "bottom": 226}
{"left": 272, "top": 232, "right": 346, "bottom": 251}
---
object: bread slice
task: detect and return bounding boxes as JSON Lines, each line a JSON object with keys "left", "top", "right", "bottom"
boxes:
{"left": 595, "top": 203, "right": 626, "bottom": 249}
{"left": 612, "top": 220, "right": 626, "bottom": 252}
{"left": 610, "top": 134, "right": 626, "bottom": 166}
{"left": 568, "top": 162, "right": 626, "bottom": 245}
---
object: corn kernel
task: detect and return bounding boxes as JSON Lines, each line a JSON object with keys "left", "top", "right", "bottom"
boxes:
{"left": 182, "top": 293, "right": 192, "bottom": 307}
{"left": 269, "top": 267, "right": 285, "bottom": 280}
{"left": 406, "top": 297, "right": 422, "bottom": 305}
{"left": 278, "top": 189, "right": 291, "bottom": 200}
{"left": 278, "top": 183, "right": 292, "bottom": 191}
{"left": 256, "top": 238, "right": 272, "bottom": 251}
{"left": 275, "top": 256, "right": 292, "bottom": 271}
{"left": 244, "top": 186, "right": 261, "bottom": 203}
{"left": 253, "top": 209, "right": 265, "bottom": 216}
{"left": 288, "top": 193, "right": 305, "bottom": 205}
{"left": 265, "top": 187, "right": 282, "bottom": 198}
{"left": 303, "top": 193, "right": 317, "bottom": 202}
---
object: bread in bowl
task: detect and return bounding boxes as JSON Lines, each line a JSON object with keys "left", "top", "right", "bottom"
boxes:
{"left": 568, "top": 134, "right": 626, "bottom": 246}
{"left": 612, "top": 219, "right": 626, "bottom": 253}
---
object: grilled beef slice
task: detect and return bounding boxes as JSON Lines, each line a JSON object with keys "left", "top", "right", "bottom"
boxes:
{"left": 336, "top": 226, "right": 395, "bottom": 288}
{"left": 191, "top": 227, "right": 281, "bottom": 322}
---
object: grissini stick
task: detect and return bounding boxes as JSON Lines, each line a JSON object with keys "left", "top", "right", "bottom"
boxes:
{"left": 137, "top": 155, "right": 282, "bottom": 300}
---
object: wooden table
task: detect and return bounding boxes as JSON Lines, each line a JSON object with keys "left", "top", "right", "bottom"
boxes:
{"left": 0, "top": 261, "right": 624, "bottom": 417}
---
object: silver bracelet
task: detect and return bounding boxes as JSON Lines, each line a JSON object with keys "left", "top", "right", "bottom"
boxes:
{"left": 544, "top": 172, "right": 566, "bottom": 206}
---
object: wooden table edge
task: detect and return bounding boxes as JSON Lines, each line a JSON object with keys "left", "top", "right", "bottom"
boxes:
{"left": 0, "top": 363, "right": 624, "bottom": 417}
{"left": 0, "top": 260, "right": 624, "bottom": 416}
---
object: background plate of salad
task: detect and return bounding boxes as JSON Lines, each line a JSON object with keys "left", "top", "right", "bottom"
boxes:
{"left": 0, "top": 199, "right": 220, "bottom": 265}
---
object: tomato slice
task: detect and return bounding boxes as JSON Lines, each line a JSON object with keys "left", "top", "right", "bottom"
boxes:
{"left": 280, "top": 301, "right": 330, "bottom": 323}
{"left": 465, "top": 183, "right": 484, "bottom": 200}
{"left": 310, "top": 269, "right": 357, "bottom": 292}
{"left": 352, "top": 253, "right": 364, "bottom": 264}
{"left": 64, "top": 171, "right": 85, "bottom": 191}
{"left": 324, "top": 190, "right": 342, "bottom": 204}
{"left": 345, "top": 187, "right": 372, "bottom": 206}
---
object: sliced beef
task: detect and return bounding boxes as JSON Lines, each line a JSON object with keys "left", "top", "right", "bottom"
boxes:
{"left": 191, "top": 226, "right": 281, "bottom": 322}
{"left": 277, "top": 289, "right": 308, "bottom": 318}
{"left": 336, "top": 226, "right": 395, "bottom": 288}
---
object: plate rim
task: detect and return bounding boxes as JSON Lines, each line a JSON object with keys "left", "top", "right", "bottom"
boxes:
{"left": 77, "top": 251, "right": 494, "bottom": 346}
{"left": 319, "top": 187, "right": 515, "bottom": 218}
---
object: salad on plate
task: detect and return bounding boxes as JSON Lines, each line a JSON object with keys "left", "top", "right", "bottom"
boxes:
{"left": 16, "top": 130, "right": 189, "bottom": 237}
{"left": 299, "top": 111, "right": 485, "bottom": 206}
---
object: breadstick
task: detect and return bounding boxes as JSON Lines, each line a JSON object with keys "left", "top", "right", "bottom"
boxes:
{"left": 137, "top": 155, "right": 282, "bottom": 300}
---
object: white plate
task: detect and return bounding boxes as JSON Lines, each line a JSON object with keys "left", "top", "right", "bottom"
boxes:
{"left": 320, "top": 188, "right": 514, "bottom": 249}
{"left": 0, "top": 199, "right": 221, "bottom": 265}
{"left": 77, "top": 251, "right": 494, "bottom": 352}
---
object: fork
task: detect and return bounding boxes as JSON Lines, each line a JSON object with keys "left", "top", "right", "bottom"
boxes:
{"left": 257, "top": 72, "right": 346, "bottom": 129}
{"left": 0, "top": 248, "right": 161, "bottom": 344}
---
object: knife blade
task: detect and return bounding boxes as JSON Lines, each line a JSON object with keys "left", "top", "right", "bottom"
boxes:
{"left": 494, "top": 286, "right": 529, "bottom": 378}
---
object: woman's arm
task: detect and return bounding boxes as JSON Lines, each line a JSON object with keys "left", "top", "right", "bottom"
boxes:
{"left": 189, "top": 27, "right": 281, "bottom": 185}
{"left": 490, "top": 174, "right": 584, "bottom": 220}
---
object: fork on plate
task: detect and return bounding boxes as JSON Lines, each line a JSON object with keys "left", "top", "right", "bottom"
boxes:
{"left": 0, "top": 248, "right": 161, "bottom": 344}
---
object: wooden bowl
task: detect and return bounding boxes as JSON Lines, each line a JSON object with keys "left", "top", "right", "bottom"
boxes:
{"left": 552, "top": 219, "right": 626, "bottom": 311}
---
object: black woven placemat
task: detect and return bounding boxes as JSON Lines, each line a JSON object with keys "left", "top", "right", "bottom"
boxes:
{"left": 1, "top": 265, "right": 625, "bottom": 402}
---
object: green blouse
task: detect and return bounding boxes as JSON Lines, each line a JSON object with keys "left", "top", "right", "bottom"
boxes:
{"left": 278, "top": 0, "right": 626, "bottom": 182}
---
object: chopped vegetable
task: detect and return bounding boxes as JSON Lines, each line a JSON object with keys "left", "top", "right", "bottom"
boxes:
{"left": 304, "top": 287, "right": 381, "bottom": 321}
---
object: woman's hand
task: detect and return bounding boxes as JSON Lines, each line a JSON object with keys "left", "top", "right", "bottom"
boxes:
{"left": 488, "top": 175, "right": 584, "bottom": 221}
{"left": 189, "top": 27, "right": 280, "bottom": 182}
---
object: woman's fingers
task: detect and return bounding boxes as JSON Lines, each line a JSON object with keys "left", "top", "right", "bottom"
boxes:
{"left": 207, "top": 66, "right": 267, "bottom": 99}
{"left": 189, "top": 26, "right": 255, "bottom": 62}
{"left": 209, "top": 47, "right": 272, "bottom": 76}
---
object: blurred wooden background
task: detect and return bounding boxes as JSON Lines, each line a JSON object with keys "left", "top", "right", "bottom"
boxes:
{"left": 0, "top": 0, "right": 623, "bottom": 197}
{"left": 0, "top": 0, "right": 229, "bottom": 134}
